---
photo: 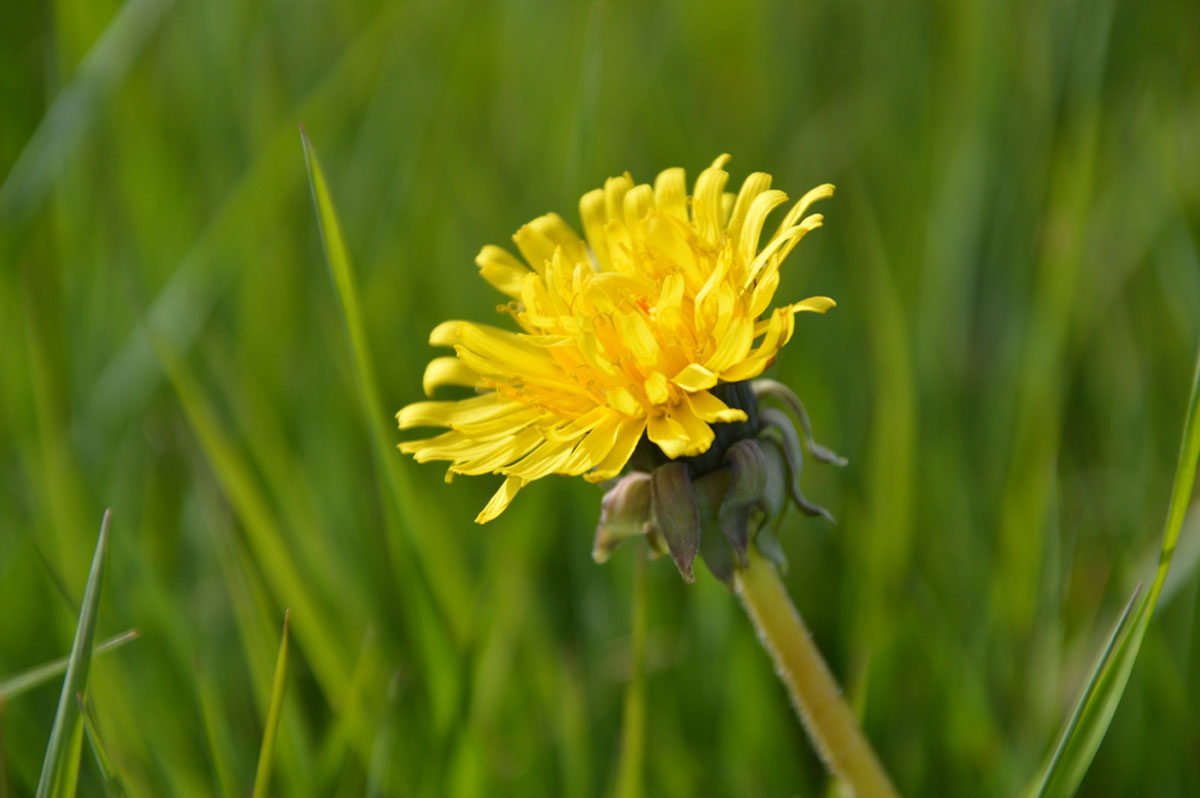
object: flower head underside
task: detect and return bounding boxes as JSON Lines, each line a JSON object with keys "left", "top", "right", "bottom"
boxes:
{"left": 397, "top": 155, "right": 835, "bottom": 522}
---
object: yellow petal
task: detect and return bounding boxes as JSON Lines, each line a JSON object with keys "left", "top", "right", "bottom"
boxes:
{"left": 704, "top": 315, "right": 754, "bottom": 374}
{"left": 577, "top": 329, "right": 622, "bottom": 379}
{"left": 738, "top": 189, "right": 788, "bottom": 262}
{"left": 671, "top": 363, "right": 718, "bottom": 392}
{"left": 614, "top": 310, "right": 660, "bottom": 365}
{"left": 792, "top": 295, "right": 836, "bottom": 314}
{"left": 405, "top": 429, "right": 523, "bottom": 464}
{"left": 398, "top": 429, "right": 469, "bottom": 456}
{"left": 726, "top": 172, "right": 772, "bottom": 240}
{"left": 580, "top": 188, "right": 611, "bottom": 270}
{"left": 658, "top": 272, "right": 684, "bottom": 312}
{"left": 604, "top": 174, "right": 634, "bottom": 223}
{"left": 454, "top": 345, "right": 586, "bottom": 397}
{"left": 707, "top": 153, "right": 732, "bottom": 171}
{"left": 773, "top": 183, "right": 835, "bottom": 237}
{"left": 717, "top": 355, "right": 772, "bottom": 384}
{"left": 685, "top": 390, "right": 748, "bottom": 424}
{"left": 646, "top": 413, "right": 692, "bottom": 459}
{"left": 422, "top": 357, "right": 481, "bottom": 396}
{"left": 429, "top": 320, "right": 464, "bottom": 347}
{"left": 454, "top": 406, "right": 544, "bottom": 439}
{"left": 748, "top": 270, "right": 782, "bottom": 318}
{"left": 504, "top": 438, "right": 576, "bottom": 480}
{"left": 397, "top": 393, "right": 507, "bottom": 429}
{"left": 458, "top": 323, "right": 561, "bottom": 376}
{"left": 475, "top": 476, "right": 524, "bottom": 523}
{"left": 514, "top": 213, "right": 589, "bottom": 274}
{"left": 475, "top": 245, "right": 529, "bottom": 299}
{"left": 666, "top": 400, "right": 714, "bottom": 456}
{"left": 545, "top": 405, "right": 610, "bottom": 443}
{"left": 561, "top": 412, "right": 623, "bottom": 474}
{"left": 623, "top": 184, "right": 655, "bottom": 240}
{"left": 644, "top": 371, "right": 670, "bottom": 405}
{"left": 450, "top": 427, "right": 544, "bottom": 474}
{"left": 691, "top": 156, "right": 731, "bottom": 243}
{"left": 748, "top": 213, "right": 825, "bottom": 285}
{"left": 586, "top": 417, "right": 647, "bottom": 482}
{"left": 721, "top": 192, "right": 735, "bottom": 226}
{"left": 653, "top": 167, "right": 688, "bottom": 219}
{"left": 722, "top": 299, "right": 834, "bottom": 383}
{"left": 606, "top": 386, "right": 643, "bottom": 417}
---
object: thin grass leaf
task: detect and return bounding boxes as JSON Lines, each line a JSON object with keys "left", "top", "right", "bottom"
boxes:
{"left": 1029, "top": 347, "right": 1200, "bottom": 797}
{"left": 1025, "top": 583, "right": 1142, "bottom": 798}
{"left": 35, "top": 509, "right": 112, "bottom": 798}
{"left": 299, "top": 129, "right": 464, "bottom": 734}
{"left": 77, "top": 694, "right": 128, "bottom": 798}
{"left": 205, "top": 507, "right": 313, "bottom": 793}
{"left": 0, "top": 630, "right": 138, "bottom": 705}
{"left": 54, "top": 719, "right": 86, "bottom": 798}
{"left": 252, "top": 610, "right": 291, "bottom": 798}
{"left": 298, "top": 127, "right": 472, "bottom": 639}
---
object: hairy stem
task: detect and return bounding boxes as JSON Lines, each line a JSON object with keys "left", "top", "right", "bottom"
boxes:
{"left": 734, "top": 547, "right": 897, "bottom": 798}
{"left": 614, "top": 546, "right": 647, "bottom": 798}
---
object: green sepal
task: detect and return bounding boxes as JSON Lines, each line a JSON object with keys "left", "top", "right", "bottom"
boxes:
{"left": 649, "top": 462, "right": 702, "bottom": 582}
{"left": 720, "top": 439, "right": 768, "bottom": 568}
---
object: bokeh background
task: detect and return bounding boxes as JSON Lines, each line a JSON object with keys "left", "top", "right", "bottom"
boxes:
{"left": 3, "top": 0, "right": 1200, "bottom": 795}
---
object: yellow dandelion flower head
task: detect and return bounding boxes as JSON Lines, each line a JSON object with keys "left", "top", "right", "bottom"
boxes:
{"left": 397, "top": 154, "right": 835, "bottom": 523}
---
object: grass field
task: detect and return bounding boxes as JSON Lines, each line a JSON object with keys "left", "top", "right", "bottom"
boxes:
{"left": 3, "top": 0, "right": 1200, "bottom": 795}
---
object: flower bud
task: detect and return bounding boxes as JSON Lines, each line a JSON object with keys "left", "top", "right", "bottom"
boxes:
{"left": 593, "top": 472, "right": 654, "bottom": 563}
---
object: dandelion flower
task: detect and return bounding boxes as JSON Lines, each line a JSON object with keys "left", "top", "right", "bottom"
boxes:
{"left": 397, "top": 154, "right": 835, "bottom": 524}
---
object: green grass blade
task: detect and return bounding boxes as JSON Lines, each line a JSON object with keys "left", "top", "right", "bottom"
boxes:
{"left": 1025, "top": 583, "right": 1142, "bottom": 798}
{"left": 252, "top": 610, "right": 291, "bottom": 798}
{"left": 0, "top": 630, "right": 138, "bottom": 704}
{"left": 35, "top": 509, "right": 112, "bottom": 798}
{"left": 54, "top": 718, "right": 86, "bottom": 798}
{"left": 299, "top": 129, "right": 466, "bottom": 737}
{"left": 77, "top": 694, "right": 129, "bottom": 798}
{"left": 298, "top": 127, "right": 472, "bottom": 639}
{"left": 1030, "top": 348, "right": 1200, "bottom": 797}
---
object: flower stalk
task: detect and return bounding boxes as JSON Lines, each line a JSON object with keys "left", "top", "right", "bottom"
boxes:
{"left": 613, "top": 546, "right": 647, "bottom": 798}
{"left": 734, "top": 546, "right": 897, "bottom": 798}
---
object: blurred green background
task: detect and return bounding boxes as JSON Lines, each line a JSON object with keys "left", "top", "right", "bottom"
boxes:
{"left": 3, "top": 0, "right": 1199, "bottom": 795}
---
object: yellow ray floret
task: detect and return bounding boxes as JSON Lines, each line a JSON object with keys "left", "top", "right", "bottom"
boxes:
{"left": 398, "top": 155, "right": 835, "bottom": 523}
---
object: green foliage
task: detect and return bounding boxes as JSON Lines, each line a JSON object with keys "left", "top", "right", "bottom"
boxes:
{"left": 252, "top": 611, "right": 290, "bottom": 798}
{"left": 35, "top": 511, "right": 110, "bottom": 798}
{"left": 2, "top": 0, "right": 1199, "bottom": 795}
{"left": 79, "top": 693, "right": 130, "bottom": 798}
{"left": 1032, "top": 354, "right": 1200, "bottom": 797}
{"left": 0, "top": 631, "right": 138, "bottom": 705}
